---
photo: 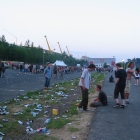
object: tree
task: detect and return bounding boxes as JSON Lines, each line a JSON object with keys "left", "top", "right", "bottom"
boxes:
{"left": 24, "top": 39, "right": 30, "bottom": 47}
{"left": 103, "top": 62, "right": 108, "bottom": 68}
{"left": 1, "top": 35, "right": 6, "bottom": 42}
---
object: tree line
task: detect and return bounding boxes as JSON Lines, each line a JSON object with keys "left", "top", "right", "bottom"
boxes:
{"left": 0, "top": 35, "right": 86, "bottom": 66}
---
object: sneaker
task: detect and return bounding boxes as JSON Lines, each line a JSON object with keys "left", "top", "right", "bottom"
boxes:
{"left": 113, "top": 103, "right": 120, "bottom": 108}
{"left": 126, "top": 101, "right": 130, "bottom": 104}
{"left": 120, "top": 105, "right": 125, "bottom": 109}
{"left": 77, "top": 107, "right": 83, "bottom": 112}
{"left": 83, "top": 108, "right": 90, "bottom": 111}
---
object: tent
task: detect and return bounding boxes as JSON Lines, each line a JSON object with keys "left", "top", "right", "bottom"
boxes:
{"left": 53, "top": 60, "right": 67, "bottom": 66}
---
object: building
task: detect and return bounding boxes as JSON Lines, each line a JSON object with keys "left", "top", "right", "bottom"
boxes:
{"left": 81, "top": 56, "right": 89, "bottom": 61}
{"left": 88, "top": 58, "right": 116, "bottom": 68}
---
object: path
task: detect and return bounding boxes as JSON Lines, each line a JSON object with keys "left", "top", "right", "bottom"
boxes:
{"left": 88, "top": 72, "right": 140, "bottom": 140}
{"left": 0, "top": 69, "right": 81, "bottom": 102}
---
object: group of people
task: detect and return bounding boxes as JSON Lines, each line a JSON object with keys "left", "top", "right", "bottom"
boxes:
{"left": 43, "top": 62, "right": 79, "bottom": 92}
{"left": 77, "top": 61, "right": 139, "bottom": 111}
{"left": 114, "top": 62, "right": 139, "bottom": 108}
{"left": 77, "top": 64, "right": 108, "bottom": 111}
{"left": 12, "top": 63, "right": 44, "bottom": 73}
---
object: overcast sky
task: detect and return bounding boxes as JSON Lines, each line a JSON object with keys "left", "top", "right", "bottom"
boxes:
{"left": 0, "top": 0, "right": 140, "bottom": 62}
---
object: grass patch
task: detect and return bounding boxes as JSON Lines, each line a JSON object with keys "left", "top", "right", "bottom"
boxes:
{"left": 68, "top": 102, "right": 78, "bottom": 115}
{"left": 47, "top": 118, "right": 71, "bottom": 129}
{"left": 32, "top": 135, "right": 59, "bottom": 140}
{"left": 0, "top": 121, "right": 24, "bottom": 136}
{"left": 68, "top": 127, "right": 79, "bottom": 132}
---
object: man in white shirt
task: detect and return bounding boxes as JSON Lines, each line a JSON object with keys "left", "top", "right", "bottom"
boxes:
{"left": 78, "top": 64, "right": 96, "bottom": 111}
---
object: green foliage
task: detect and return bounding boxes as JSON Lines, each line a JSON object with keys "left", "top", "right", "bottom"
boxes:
{"left": 0, "top": 35, "right": 86, "bottom": 66}
{"left": 47, "top": 118, "right": 71, "bottom": 129}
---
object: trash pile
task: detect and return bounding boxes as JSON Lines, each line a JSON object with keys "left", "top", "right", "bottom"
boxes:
{"left": 0, "top": 106, "right": 9, "bottom": 115}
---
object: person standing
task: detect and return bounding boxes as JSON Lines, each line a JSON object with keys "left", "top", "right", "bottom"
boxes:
{"left": 53, "top": 64, "right": 57, "bottom": 79}
{"left": 113, "top": 63, "right": 127, "bottom": 109}
{"left": 134, "top": 68, "right": 140, "bottom": 86}
{"left": 90, "top": 85, "right": 107, "bottom": 107}
{"left": 124, "top": 62, "right": 135, "bottom": 104}
{"left": 44, "top": 62, "right": 52, "bottom": 92}
{"left": 77, "top": 64, "right": 96, "bottom": 111}
{"left": 59, "top": 66, "right": 64, "bottom": 79}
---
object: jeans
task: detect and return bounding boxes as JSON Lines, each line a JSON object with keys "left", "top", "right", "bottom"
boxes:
{"left": 78, "top": 87, "right": 88, "bottom": 110}
{"left": 45, "top": 77, "right": 50, "bottom": 88}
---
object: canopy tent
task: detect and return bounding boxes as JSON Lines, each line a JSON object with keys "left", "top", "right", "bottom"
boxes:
{"left": 53, "top": 60, "right": 67, "bottom": 66}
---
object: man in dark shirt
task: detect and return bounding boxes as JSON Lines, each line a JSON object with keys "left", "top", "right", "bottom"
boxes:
{"left": 90, "top": 85, "right": 107, "bottom": 107}
{"left": 114, "top": 63, "right": 127, "bottom": 109}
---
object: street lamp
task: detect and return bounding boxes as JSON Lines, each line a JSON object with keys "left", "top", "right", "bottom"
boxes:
{"left": 4, "top": 29, "right": 17, "bottom": 45}
{"left": 43, "top": 49, "right": 45, "bottom": 66}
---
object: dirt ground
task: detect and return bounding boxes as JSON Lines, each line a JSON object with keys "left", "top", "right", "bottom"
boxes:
{"left": 49, "top": 92, "right": 98, "bottom": 140}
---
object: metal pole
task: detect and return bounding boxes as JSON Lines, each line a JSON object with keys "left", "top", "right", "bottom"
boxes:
{"left": 4, "top": 29, "right": 17, "bottom": 45}
{"left": 43, "top": 50, "right": 44, "bottom": 66}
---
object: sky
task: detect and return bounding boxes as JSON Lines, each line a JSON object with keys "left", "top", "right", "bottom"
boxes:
{"left": 0, "top": 0, "right": 140, "bottom": 62}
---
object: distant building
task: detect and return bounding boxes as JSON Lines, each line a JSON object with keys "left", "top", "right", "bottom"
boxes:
{"left": 88, "top": 58, "right": 116, "bottom": 68}
{"left": 81, "top": 56, "right": 89, "bottom": 61}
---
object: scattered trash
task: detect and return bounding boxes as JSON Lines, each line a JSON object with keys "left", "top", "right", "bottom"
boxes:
{"left": 62, "top": 115, "right": 67, "bottom": 118}
{"left": 19, "top": 90, "right": 24, "bottom": 92}
{"left": 24, "top": 96, "right": 28, "bottom": 99}
{"left": 31, "top": 112, "right": 39, "bottom": 117}
{"left": 44, "top": 111, "right": 48, "bottom": 114}
{"left": 86, "top": 122, "right": 90, "bottom": 126}
{"left": 2, "top": 119, "right": 8, "bottom": 122}
{"left": 67, "top": 123, "right": 71, "bottom": 125}
{"left": 44, "top": 105, "right": 51, "bottom": 108}
{"left": 54, "top": 117, "right": 60, "bottom": 120}
{"left": 34, "top": 108, "right": 42, "bottom": 112}
{"left": 52, "top": 109, "right": 58, "bottom": 115}
{"left": 14, "top": 112, "right": 23, "bottom": 115}
{"left": 46, "top": 130, "right": 51, "bottom": 135}
{"left": 24, "top": 104, "right": 31, "bottom": 107}
{"left": 42, "top": 127, "right": 47, "bottom": 133}
{"left": 44, "top": 118, "right": 51, "bottom": 124}
{"left": 26, "top": 119, "right": 33, "bottom": 125}
{"left": 18, "top": 120, "right": 23, "bottom": 125}
{"left": 72, "top": 136, "right": 77, "bottom": 139}
{"left": 0, "top": 132, "right": 5, "bottom": 136}
{"left": 65, "top": 110, "right": 69, "bottom": 113}
{"left": 36, "top": 128, "right": 42, "bottom": 132}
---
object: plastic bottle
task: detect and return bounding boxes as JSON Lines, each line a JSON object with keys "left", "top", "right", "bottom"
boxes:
{"left": 18, "top": 120, "right": 23, "bottom": 125}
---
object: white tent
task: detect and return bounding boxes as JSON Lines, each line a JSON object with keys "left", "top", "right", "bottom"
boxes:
{"left": 53, "top": 60, "right": 67, "bottom": 66}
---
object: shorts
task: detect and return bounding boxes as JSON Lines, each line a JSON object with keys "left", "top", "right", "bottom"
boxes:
{"left": 90, "top": 101, "right": 102, "bottom": 107}
{"left": 124, "top": 80, "right": 130, "bottom": 93}
{"left": 114, "top": 85, "right": 125, "bottom": 99}
{"left": 135, "top": 77, "right": 139, "bottom": 80}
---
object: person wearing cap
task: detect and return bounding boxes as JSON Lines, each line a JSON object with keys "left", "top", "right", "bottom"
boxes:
{"left": 44, "top": 62, "right": 52, "bottom": 92}
{"left": 78, "top": 64, "right": 96, "bottom": 111}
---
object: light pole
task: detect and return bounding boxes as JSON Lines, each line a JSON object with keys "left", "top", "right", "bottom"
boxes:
{"left": 43, "top": 49, "right": 45, "bottom": 66}
{"left": 4, "top": 29, "right": 17, "bottom": 45}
